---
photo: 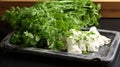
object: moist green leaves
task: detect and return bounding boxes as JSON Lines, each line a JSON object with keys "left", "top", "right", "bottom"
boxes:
{"left": 1, "top": 0, "right": 101, "bottom": 51}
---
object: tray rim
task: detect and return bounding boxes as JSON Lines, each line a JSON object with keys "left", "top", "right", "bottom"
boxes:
{"left": 0, "top": 29, "right": 120, "bottom": 62}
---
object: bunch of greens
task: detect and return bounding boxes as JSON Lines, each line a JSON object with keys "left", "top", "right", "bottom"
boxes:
{"left": 1, "top": 0, "right": 101, "bottom": 51}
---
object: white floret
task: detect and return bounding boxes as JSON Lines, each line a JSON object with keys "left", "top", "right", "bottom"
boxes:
{"left": 67, "top": 44, "right": 82, "bottom": 54}
{"left": 66, "top": 26, "right": 111, "bottom": 54}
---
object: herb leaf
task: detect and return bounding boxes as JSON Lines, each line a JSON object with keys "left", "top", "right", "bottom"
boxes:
{"left": 1, "top": 0, "right": 101, "bottom": 51}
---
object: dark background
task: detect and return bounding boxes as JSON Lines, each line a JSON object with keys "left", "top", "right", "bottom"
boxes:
{"left": 0, "top": 18, "right": 120, "bottom": 67}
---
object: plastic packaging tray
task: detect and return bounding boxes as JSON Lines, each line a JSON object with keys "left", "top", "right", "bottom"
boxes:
{"left": 0, "top": 29, "right": 120, "bottom": 63}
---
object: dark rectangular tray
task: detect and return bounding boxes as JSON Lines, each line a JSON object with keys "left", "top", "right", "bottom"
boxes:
{"left": 0, "top": 29, "right": 120, "bottom": 63}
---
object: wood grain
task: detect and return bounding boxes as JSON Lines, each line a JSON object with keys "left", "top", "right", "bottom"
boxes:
{"left": 0, "top": 0, "right": 120, "bottom": 2}
{"left": 0, "top": 0, "right": 120, "bottom": 18}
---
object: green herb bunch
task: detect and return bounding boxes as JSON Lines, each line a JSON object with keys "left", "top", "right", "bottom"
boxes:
{"left": 1, "top": 0, "right": 101, "bottom": 50}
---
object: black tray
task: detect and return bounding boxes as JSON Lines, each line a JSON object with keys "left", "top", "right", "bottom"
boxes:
{"left": 0, "top": 29, "right": 120, "bottom": 63}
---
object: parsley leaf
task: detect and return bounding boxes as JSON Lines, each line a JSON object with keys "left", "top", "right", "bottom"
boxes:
{"left": 1, "top": 0, "right": 101, "bottom": 51}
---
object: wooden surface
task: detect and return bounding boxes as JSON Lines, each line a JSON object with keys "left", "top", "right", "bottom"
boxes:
{"left": 98, "top": 2, "right": 120, "bottom": 18}
{"left": 0, "top": 0, "right": 48, "bottom": 2}
{"left": 0, "top": 0, "right": 120, "bottom": 2}
{"left": 93, "top": 0, "right": 120, "bottom": 2}
{"left": 0, "top": 0, "right": 120, "bottom": 18}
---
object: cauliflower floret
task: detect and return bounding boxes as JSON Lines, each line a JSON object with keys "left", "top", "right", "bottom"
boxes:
{"left": 90, "top": 26, "right": 100, "bottom": 35}
{"left": 67, "top": 44, "right": 82, "bottom": 54}
{"left": 78, "top": 40, "right": 87, "bottom": 51}
{"left": 66, "top": 37, "right": 82, "bottom": 54}
{"left": 87, "top": 41, "right": 100, "bottom": 52}
{"left": 66, "top": 26, "right": 111, "bottom": 54}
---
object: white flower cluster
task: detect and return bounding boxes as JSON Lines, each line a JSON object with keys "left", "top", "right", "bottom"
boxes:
{"left": 66, "top": 27, "right": 111, "bottom": 54}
